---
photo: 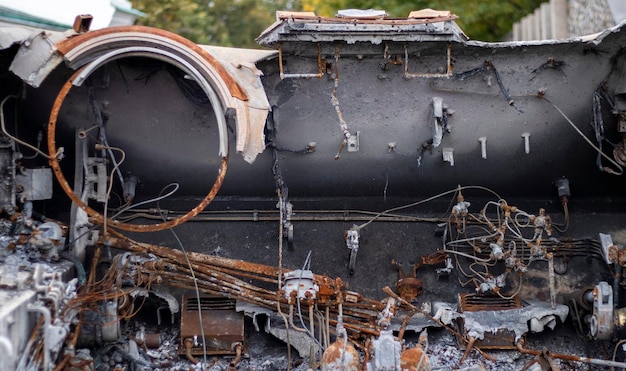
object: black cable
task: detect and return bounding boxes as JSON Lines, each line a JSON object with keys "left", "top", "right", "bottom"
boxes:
{"left": 455, "top": 61, "right": 523, "bottom": 113}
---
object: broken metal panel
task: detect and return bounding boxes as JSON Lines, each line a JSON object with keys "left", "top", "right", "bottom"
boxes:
{"left": 256, "top": 10, "right": 468, "bottom": 48}
{"left": 6, "top": 28, "right": 68, "bottom": 88}
{"left": 14, "top": 167, "right": 53, "bottom": 201}
{"left": 0, "top": 26, "right": 45, "bottom": 49}
{"left": 452, "top": 300, "right": 569, "bottom": 347}
{"left": 201, "top": 45, "right": 276, "bottom": 162}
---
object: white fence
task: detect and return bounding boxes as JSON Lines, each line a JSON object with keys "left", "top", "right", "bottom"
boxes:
{"left": 511, "top": 0, "right": 625, "bottom": 41}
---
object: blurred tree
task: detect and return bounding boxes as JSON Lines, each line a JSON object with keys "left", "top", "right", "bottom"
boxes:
{"left": 131, "top": 0, "right": 545, "bottom": 47}
{"left": 301, "top": 0, "right": 547, "bottom": 41}
{"left": 131, "top": 0, "right": 300, "bottom": 48}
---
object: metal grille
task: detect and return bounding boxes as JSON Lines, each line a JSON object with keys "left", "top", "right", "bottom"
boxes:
{"left": 184, "top": 296, "right": 236, "bottom": 311}
{"left": 459, "top": 293, "right": 521, "bottom": 312}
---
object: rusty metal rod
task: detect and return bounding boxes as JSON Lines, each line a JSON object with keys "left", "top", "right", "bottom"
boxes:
{"left": 516, "top": 339, "right": 626, "bottom": 369}
{"left": 103, "top": 234, "right": 393, "bottom": 341}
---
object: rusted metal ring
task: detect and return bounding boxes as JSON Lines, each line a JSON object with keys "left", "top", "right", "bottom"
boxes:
{"left": 48, "top": 66, "right": 228, "bottom": 232}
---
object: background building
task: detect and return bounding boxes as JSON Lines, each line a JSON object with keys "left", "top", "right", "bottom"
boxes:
{"left": 512, "top": 0, "right": 626, "bottom": 40}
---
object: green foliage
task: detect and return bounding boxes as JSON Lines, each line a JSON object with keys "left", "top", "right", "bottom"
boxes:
{"left": 302, "top": 0, "right": 547, "bottom": 41}
{"left": 131, "top": 0, "right": 546, "bottom": 47}
{"left": 131, "top": 0, "right": 300, "bottom": 48}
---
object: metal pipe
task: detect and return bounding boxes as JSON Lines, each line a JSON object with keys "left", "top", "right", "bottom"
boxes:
{"left": 289, "top": 304, "right": 308, "bottom": 332}
{"left": 309, "top": 303, "right": 315, "bottom": 345}
{"left": 548, "top": 253, "right": 557, "bottom": 309}
{"left": 117, "top": 212, "right": 442, "bottom": 223}
{"left": 228, "top": 343, "right": 243, "bottom": 370}
{"left": 279, "top": 44, "right": 324, "bottom": 79}
{"left": 516, "top": 339, "right": 626, "bottom": 368}
{"left": 184, "top": 338, "right": 199, "bottom": 364}
{"left": 27, "top": 303, "right": 51, "bottom": 370}
{"left": 0, "top": 336, "right": 14, "bottom": 370}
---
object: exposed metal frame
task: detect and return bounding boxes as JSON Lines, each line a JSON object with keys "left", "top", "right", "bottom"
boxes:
{"left": 404, "top": 42, "right": 453, "bottom": 79}
{"left": 278, "top": 43, "right": 324, "bottom": 79}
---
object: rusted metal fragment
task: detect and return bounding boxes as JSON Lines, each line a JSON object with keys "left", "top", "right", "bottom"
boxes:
{"left": 392, "top": 260, "right": 423, "bottom": 303}
{"left": 321, "top": 338, "right": 360, "bottom": 371}
{"left": 396, "top": 277, "right": 423, "bottom": 303}
{"left": 400, "top": 346, "right": 431, "bottom": 371}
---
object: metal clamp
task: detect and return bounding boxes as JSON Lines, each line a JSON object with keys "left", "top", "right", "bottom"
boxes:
{"left": 590, "top": 281, "right": 614, "bottom": 340}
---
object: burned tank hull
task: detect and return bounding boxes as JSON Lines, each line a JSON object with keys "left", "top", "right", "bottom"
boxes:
{"left": 1, "top": 9, "right": 626, "bottom": 371}
{"left": 8, "top": 15, "right": 626, "bottom": 201}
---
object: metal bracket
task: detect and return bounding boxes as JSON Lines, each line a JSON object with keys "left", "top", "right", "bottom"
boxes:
{"left": 599, "top": 233, "right": 615, "bottom": 265}
{"left": 432, "top": 97, "right": 444, "bottom": 147}
{"left": 279, "top": 44, "right": 324, "bottom": 79}
{"left": 590, "top": 281, "right": 614, "bottom": 340}
{"left": 442, "top": 147, "right": 454, "bottom": 166}
{"left": 15, "top": 168, "right": 53, "bottom": 201}
{"left": 347, "top": 131, "right": 360, "bottom": 152}
{"left": 346, "top": 227, "right": 360, "bottom": 276}
{"left": 86, "top": 157, "right": 107, "bottom": 202}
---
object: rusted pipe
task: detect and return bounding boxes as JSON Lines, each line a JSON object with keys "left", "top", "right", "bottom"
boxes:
{"left": 460, "top": 336, "right": 475, "bottom": 364}
{"left": 516, "top": 339, "right": 626, "bottom": 368}
{"left": 106, "top": 232, "right": 346, "bottom": 290}
{"left": 184, "top": 338, "right": 199, "bottom": 365}
{"left": 309, "top": 303, "right": 315, "bottom": 343}
{"left": 228, "top": 343, "right": 243, "bottom": 370}
{"left": 102, "top": 233, "right": 389, "bottom": 342}
{"left": 54, "top": 311, "right": 85, "bottom": 371}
